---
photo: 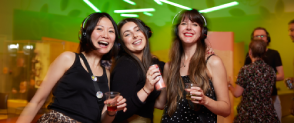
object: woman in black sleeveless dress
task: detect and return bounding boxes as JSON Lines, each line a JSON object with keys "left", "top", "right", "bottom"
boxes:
{"left": 17, "top": 13, "right": 126, "bottom": 123}
{"left": 161, "top": 9, "right": 230, "bottom": 123}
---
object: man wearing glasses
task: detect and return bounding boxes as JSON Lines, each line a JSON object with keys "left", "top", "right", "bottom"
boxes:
{"left": 288, "top": 19, "right": 294, "bottom": 116}
{"left": 244, "top": 27, "right": 284, "bottom": 122}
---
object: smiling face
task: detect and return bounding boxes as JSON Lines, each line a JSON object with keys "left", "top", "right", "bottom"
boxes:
{"left": 178, "top": 17, "right": 202, "bottom": 44}
{"left": 120, "top": 22, "right": 146, "bottom": 56}
{"left": 90, "top": 17, "right": 116, "bottom": 54}
{"left": 289, "top": 23, "right": 294, "bottom": 42}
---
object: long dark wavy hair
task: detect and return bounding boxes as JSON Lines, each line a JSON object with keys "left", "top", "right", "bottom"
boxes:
{"left": 112, "top": 18, "right": 155, "bottom": 75}
{"left": 166, "top": 9, "right": 211, "bottom": 116}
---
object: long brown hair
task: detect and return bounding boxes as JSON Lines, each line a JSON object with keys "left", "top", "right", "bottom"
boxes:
{"left": 112, "top": 18, "right": 154, "bottom": 75}
{"left": 166, "top": 9, "right": 211, "bottom": 116}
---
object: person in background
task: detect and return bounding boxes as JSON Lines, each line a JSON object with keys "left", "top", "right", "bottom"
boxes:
{"left": 244, "top": 27, "right": 284, "bottom": 122}
{"left": 17, "top": 12, "right": 126, "bottom": 123}
{"left": 161, "top": 9, "right": 230, "bottom": 123}
{"left": 287, "top": 19, "right": 294, "bottom": 116}
{"left": 110, "top": 18, "right": 166, "bottom": 123}
{"left": 229, "top": 39, "right": 279, "bottom": 122}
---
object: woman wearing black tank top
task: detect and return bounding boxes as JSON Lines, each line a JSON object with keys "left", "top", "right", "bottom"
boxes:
{"left": 17, "top": 13, "right": 127, "bottom": 123}
{"left": 161, "top": 9, "right": 230, "bottom": 123}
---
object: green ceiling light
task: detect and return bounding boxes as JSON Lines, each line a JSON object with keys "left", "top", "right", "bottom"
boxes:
{"left": 156, "top": 0, "right": 192, "bottom": 10}
{"left": 143, "top": 12, "right": 153, "bottom": 16}
{"left": 83, "top": 0, "right": 101, "bottom": 12}
{"left": 123, "top": 0, "right": 136, "bottom": 5}
{"left": 199, "top": 1, "right": 239, "bottom": 13}
{"left": 121, "top": 14, "right": 139, "bottom": 17}
{"left": 114, "top": 8, "right": 155, "bottom": 13}
{"left": 154, "top": 0, "right": 163, "bottom": 5}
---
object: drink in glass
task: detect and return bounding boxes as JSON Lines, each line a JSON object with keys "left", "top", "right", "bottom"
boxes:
{"left": 185, "top": 83, "right": 197, "bottom": 100}
{"left": 105, "top": 92, "right": 120, "bottom": 112}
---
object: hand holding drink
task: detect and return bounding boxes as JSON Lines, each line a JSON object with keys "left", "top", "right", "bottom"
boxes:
{"left": 285, "top": 77, "right": 294, "bottom": 89}
{"left": 152, "top": 64, "right": 166, "bottom": 90}
{"left": 185, "top": 83, "right": 197, "bottom": 100}
{"left": 144, "top": 64, "right": 166, "bottom": 94}
{"left": 105, "top": 92, "right": 120, "bottom": 112}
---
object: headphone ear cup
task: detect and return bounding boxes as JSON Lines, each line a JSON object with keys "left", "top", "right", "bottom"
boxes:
{"left": 82, "top": 29, "right": 86, "bottom": 39}
{"left": 174, "top": 27, "right": 178, "bottom": 37}
{"left": 202, "top": 27, "right": 208, "bottom": 39}
{"left": 267, "top": 36, "right": 271, "bottom": 43}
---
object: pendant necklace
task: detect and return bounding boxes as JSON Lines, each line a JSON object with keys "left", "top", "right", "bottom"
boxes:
{"left": 80, "top": 53, "right": 103, "bottom": 100}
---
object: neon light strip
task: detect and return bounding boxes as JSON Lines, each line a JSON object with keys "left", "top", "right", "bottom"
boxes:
{"left": 143, "top": 12, "right": 153, "bottom": 16}
{"left": 83, "top": 0, "right": 100, "bottom": 12}
{"left": 154, "top": 0, "right": 163, "bottom": 5}
{"left": 200, "top": 1, "right": 239, "bottom": 13}
{"left": 157, "top": 0, "right": 192, "bottom": 10}
{"left": 121, "top": 14, "right": 139, "bottom": 17}
{"left": 123, "top": 0, "right": 136, "bottom": 5}
{"left": 114, "top": 8, "right": 155, "bottom": 13}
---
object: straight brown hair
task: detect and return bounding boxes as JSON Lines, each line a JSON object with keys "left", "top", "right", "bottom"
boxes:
{"left": 166, "top": 9, "right": 210, "bottom": 116}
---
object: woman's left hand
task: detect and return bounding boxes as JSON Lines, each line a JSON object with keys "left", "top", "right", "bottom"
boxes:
{"left": 190, "top": 87, "right": 209, "bottom": 105}
{"left": 116, "top": 96, "right": 127, "bottom": 112}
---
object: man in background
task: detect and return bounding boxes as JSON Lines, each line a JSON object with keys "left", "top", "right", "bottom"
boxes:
{"left": 288, "top": 19, "right": 294, "bottom": 115}
{"left": 244, "top": 27, "right": 284, "bottom": 122}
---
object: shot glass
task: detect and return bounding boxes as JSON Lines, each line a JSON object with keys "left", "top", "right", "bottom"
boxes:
{"left": 184, "top": 83, "right": 197, "bottom": 100}
{"left": 105, "top": 92, "right": 120, "bottom": 112}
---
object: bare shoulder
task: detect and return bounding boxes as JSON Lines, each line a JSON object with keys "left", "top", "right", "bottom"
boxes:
{"left": 54, "top": 51, "right": 76, "bottom": 69}
{"left": 58, "top": 51, "right": 76, "bottom": 61}
{"left": 206, "top": 55, "right": 224, "bottom": 67}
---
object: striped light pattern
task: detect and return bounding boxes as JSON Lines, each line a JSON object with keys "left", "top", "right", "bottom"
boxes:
{"left": 121, "top": 14, "right": 139, "bottom": 17}
{"left": 123, "top": 0, "right": 136, "bottom": 5}
{"left": 114, "top": 8, "right": 155, "bottom": 13}
{"left": 83, "top": 0, "right": 101, "bottom": 12}
{"left": 199, "top": 1, "right": 239, "bottom": 13}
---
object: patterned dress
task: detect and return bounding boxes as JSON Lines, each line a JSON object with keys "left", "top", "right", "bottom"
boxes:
{"left": 234, "top": 60, "right": 280, "bottom": 123}
{"left": 161, "top": 76, "right": 217, "bottom": 123}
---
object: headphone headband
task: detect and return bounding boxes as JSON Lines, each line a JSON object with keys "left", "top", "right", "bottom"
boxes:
{"left": 172, "top": 10, "right": 207, "bottom": 26}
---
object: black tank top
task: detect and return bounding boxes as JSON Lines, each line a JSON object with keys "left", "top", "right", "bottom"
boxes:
{"left": 48, "top": 53, "right": 109, "bottom": 123}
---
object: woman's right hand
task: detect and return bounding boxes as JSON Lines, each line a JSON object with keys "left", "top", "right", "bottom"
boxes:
{"left": 144, "top": 65, "right": 161, "bottom": 93}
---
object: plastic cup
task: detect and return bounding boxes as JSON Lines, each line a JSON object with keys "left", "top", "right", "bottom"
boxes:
{"left": 185, "top": 83, "right": 197, "bottom": 100}
{"left": 105, "top": 92, "right": 120, "bottom": 112}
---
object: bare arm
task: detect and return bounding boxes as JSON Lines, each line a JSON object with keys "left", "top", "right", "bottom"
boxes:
{"left": 16, "top": 52, "right": 75, "bottom": 123}
{"left": 276, "top": 66, "right": 284, "bottom": 81}
{"left": 191, "top": 56, "right": 230, "bottom": 117}
{"left": 154, "top": 63, "right": 169, "bottom": 109}
{"left": 228, "top": 84, "right": 244, "bottom": 98}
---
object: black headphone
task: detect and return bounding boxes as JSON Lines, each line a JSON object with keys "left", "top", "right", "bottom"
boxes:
{"left": 173, "top": 10, "right": 208, "bottom": 40}
{"left": 251, "top": 27, "right": 271, "bottom": 43}
{"left": 80, "top": 13, "right": 95, "bottom": 40}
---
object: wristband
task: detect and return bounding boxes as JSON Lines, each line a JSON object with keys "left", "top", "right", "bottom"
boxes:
{"left": 142, "top": 87, "right": 150, "bottom": 95}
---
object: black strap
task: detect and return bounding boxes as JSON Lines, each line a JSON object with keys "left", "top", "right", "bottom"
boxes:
{"left": 205, "top": 54, "right": 215, "bottom": 64}
{"left": 79, "top": 53, "right": 102, "bottom": 102}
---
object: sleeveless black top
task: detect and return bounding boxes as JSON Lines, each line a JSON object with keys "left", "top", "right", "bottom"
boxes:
{"left": 48, "top": 53, "right": 109, "bottom": 123}
{"left": 161, "top": 55, "right": 217, "bottom": 123}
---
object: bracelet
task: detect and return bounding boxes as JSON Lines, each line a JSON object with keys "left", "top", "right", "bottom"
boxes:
{"left": 107, "top": 111, "right": 116, "bottom": 117}
{"left": 142, "top": 87, "right": 150, "bottom": 95}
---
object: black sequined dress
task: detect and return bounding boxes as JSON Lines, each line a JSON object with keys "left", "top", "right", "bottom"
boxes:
{"left": 161, "top": 76, "right": 217, "bottom": 123}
